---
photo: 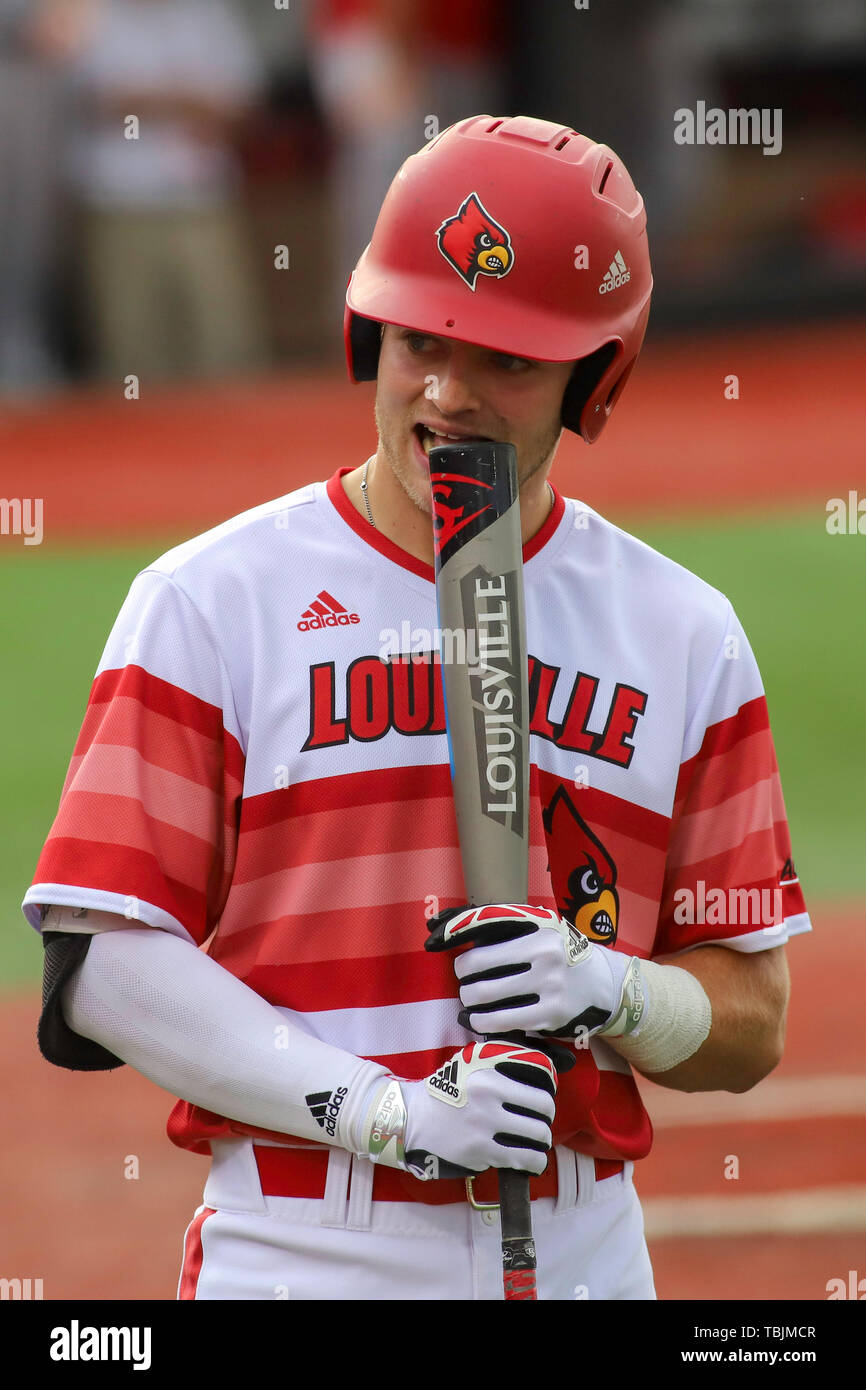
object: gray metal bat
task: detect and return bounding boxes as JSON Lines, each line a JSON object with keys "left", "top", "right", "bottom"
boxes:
{"left": 429, "top": 440, "right": 537, "bottom": 1300}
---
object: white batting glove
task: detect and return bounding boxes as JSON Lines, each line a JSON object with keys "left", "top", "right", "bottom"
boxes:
{"left": 426, "top": 904, "right": 646, "bottom": 1042}
{"left": 360, "top": 1040, "right": 557, "bottom": 1180}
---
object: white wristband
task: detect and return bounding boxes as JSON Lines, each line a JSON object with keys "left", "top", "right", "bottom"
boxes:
{"left": 603, "top": 960, "right": 712, "bottom": 1073}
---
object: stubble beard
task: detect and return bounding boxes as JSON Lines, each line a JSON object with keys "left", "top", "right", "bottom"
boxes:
{"left": 374, "top": 398, "right": 432, "bottom": 514}
{"left": 374, "top": 398, "right": 563, "bottom": 515}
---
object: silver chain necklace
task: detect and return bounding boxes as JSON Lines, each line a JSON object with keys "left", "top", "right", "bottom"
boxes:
{"left": 360, "top": 457, "right": 376, "bottom": 529}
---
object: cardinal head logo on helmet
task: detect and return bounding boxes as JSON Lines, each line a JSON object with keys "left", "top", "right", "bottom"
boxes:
{"left": 436, "top": 193, "right": 514, "bottom": 291}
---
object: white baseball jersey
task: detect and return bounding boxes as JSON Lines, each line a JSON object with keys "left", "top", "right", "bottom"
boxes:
{"left": 23, "top": 467, "right": 811, "bottom": 1163}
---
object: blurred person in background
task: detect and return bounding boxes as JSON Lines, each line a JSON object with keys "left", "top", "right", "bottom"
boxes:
{"left": 63, "top": 0, "right": 267, "bottom": 384}
{"left": 307, "top": 0, "right": 508, "bottom": 317}
{"left": 0, "top": 1, "right": 98, "bottom": 394}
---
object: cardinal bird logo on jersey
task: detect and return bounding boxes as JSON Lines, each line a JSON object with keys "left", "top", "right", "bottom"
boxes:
{"left": 436, "top": 193, "right": 514, "bottom": 290}
{"left": 542, "top": 784, "right": 620, "bottom": 945}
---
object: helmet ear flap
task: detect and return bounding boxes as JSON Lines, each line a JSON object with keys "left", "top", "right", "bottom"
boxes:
{"left": 346, "top": 310, "right": 382, "bottom": 382}
{"left": 563, "top": 298, "right": 651, "bottom": 442}
{"left": 561, "top": 342, "right": 618, "bottom": 438}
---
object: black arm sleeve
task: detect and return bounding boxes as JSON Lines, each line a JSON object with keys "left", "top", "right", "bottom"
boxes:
{"left": 38, "top": 931, "right": 124, "bottom": 1071}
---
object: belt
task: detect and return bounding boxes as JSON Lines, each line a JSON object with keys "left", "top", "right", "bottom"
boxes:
{"left": 253, "top": 1145, "right": 624, "bottom": 1207}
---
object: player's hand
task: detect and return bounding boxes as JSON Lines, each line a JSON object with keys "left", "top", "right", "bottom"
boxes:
{"left": 426, "top": 904, "right": 636, "bottom": 1040}
{"left": 400, "top": 1041, "right": 557, "bottom": 1180}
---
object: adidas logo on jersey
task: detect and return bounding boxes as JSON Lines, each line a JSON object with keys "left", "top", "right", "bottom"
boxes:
{"left": 427, "top": 1057, "right": 462, "bottom": 1104}
{"left": 598, "top": 250, "right": 631, "bottom": 295}
{"left": 306, "top": 1085, "right": 349, "bottom": 1137}
{"left": 297, "top": 590, "right": 360, "bottom": 631}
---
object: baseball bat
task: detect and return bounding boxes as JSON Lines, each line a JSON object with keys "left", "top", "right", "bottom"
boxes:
{"left": 430, "top": 440, "right": 537, "bottom": 1302}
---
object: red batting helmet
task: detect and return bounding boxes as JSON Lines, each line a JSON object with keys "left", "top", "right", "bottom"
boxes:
{"left": 344, "top": 114, "right": 652, "bottom": 444}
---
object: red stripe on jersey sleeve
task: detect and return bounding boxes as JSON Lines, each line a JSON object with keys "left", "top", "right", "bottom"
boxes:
{"left": 674, "top": 695, "right": 769, "bottom": 795}
{"left": 655, "top": 696, "right": 806, "bottom": 955}
{"left": 27, "top": 664, "right": 243, "bottom": 944}
{"left": 31, "top": 837, "right": 221, "bottom": 937}
{"left": 665, "top": 776, "right": 783, "bottom": 874}
{"left": 672, "top": 728, "right": 779, "bottom": 817}
{"left": 71, "top": 665, "right": 244, "bottom": 784}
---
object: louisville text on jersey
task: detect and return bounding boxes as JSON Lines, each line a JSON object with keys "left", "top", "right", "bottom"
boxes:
{"left": 303, "top": 651, "right": 647, "bottom": 768}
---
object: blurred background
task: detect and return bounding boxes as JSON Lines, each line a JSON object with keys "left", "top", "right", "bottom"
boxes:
{"left": 1, "top": 0, "right": 865, "bottom": 390}
{"left": 1, "top": 0, "right": 864, "bottom": 1301}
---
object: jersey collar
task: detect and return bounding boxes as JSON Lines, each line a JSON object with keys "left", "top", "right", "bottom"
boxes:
{"left": 326, "top": 466, "right": 566, "bottom": 582}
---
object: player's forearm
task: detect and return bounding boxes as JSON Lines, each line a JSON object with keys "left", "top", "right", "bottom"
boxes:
{"left": 60, "top": 926, "right": 559, "bottom": 1184}
{"left": 61, "top": 927, "right": 389, "bottom": 1150}
{"left": 616, "top": 944, "right": 790, "bottom": 1094}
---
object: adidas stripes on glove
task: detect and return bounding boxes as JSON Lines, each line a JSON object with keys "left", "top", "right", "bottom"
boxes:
{"left": 362, "top": 1040, "right": 558, "bottom": 1180}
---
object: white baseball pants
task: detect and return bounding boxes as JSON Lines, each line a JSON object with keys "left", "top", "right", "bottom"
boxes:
{"left": 178, "top": 1140, "right": 656, "bottom": 1301}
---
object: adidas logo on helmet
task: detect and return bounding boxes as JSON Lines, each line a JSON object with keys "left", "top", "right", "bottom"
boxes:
{"left": 598, "top": 250, "right": 631, "bottom": 295}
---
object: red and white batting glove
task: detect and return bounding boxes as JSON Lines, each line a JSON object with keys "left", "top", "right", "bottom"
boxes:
{"left": 425, "top": 904, "right": 645, "bottom": 1042}
{"left": 361, "top": 1041, "right": 557, "bottom": 1181}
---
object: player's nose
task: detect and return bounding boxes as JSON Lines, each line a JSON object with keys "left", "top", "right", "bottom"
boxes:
{"left": 425, "top": 346, "right": 485, "bottom": 416}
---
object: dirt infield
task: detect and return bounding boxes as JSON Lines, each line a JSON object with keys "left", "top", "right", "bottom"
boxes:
{"left": 1, "top": 903, "right": 862, "bottom": 1301}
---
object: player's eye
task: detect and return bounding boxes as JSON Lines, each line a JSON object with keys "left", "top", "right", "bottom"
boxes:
{"left": 405, "top": 332, "right": 435, "bottom": 352}
{"left": 492, "top": 353, "right": 533, "bottom": 372}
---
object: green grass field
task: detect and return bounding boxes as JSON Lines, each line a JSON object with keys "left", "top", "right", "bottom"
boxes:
{"left": 624, "top": 509, "right": 866, "bottom": 913}
{"left": 1, "top": 511, "right": 862, "bottom": 989}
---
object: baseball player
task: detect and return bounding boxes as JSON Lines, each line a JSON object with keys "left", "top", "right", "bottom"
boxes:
{"left": 23, "top": 115, "right": 810, "bottom": 1301}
